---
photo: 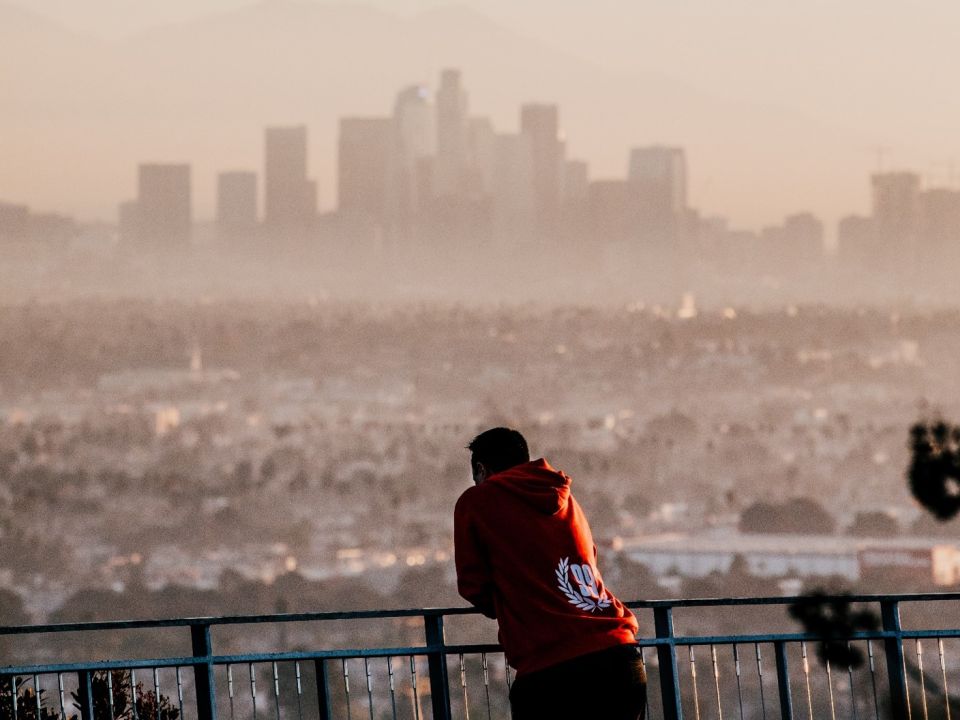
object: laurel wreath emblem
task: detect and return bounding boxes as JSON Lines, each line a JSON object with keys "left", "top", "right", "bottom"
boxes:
{"left": 555, "top": 557, "right": 611, "bottom": 613}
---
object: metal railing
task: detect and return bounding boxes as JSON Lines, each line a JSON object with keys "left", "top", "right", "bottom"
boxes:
{"left": 3, "top": 593, "right": 960, "bottom": 720}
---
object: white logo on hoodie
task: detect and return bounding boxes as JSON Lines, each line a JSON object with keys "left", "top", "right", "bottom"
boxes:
{"left": 555, "top": 557, "right": 612, "bottom": 612}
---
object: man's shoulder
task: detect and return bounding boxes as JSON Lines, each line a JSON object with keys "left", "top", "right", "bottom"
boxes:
{"left": 454, "top": 482, "right": 499, "bottom": 516}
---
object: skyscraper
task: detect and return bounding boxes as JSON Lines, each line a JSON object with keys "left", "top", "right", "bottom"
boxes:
{"left": 520, "top": 104, "right": 563, "bottom": 233}
{"left": 338, "top": 117, "right": 394, "bottom": 225}
{"left": 134, "top": 163, "right": 191, "bottom": 247}
{"left": 264, "top": 126, "right": 316, "bottom": 229}
{"left": 871, "top": 171, "right": 920, "bottom": 270}
{"left": 217, "top": 171, "right": 258, "bottom": 237}
{"left": 491, "top": 133, "right": 535, "bottom": 241}
{"left": 627, "top": 146, "right": 687, "bottom": 241}
{"left": 393, "top": 85, "right": 435, "bottom": 226}
{"left": 435, "top": 69, "right": 468, "bottom": 196}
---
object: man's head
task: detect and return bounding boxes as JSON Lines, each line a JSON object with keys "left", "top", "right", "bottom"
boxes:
{"left": 467, "top": 427, "right": 530, "bottom": 485}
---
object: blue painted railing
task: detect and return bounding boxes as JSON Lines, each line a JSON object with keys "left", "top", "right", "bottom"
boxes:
{"left": 3, "top": 593, "right": 960, "bottom": 720}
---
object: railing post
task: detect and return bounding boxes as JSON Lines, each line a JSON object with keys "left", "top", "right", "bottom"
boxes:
{"left": 654, "top": 606, "right": 683, "bottom": 720}
{"left": 424, "top": 613, "right": 452, "bottom": 720}
{"left": 191, "top": 623, "right": 218, "bottom": 720}
{"left": 76, "top": 671, "right": 94, "bottom": 720}
{"left": 774, "top": 641, "right": 794, "bottom": 720}
{"left": 313, "top": 660, "right": 333, "bottom": 720}
{"left": 881, "top": 600, "right": 909, "bottom": 720}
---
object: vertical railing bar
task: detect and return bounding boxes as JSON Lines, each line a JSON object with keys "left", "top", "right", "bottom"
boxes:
{"left": 800, "top": 642, "right": 813, "bottom": 720}
{"left": 733, "top": 644, "right": 744, "bottom": 720}
{"left": 386, "top": 657, "right": 398, "bottom": 720}
{"left": 364, "top": 658, "right": 374, "bottom": 720}
{"left": 108, "top": 670, "right": 116, "bottom": 720}
{"left": 826, "top": 658, "right": 837, "bottom": 720}
{"left": 846, "top": 643, "right": 858, "bottom": 720}
{"left": 504, "top": 664, "right": 511, "bottom": 693}
{"left": 176, "top": 667, "right": 184, "bottom": 720}
{"left": 341, "top": 659, "right": 352, "bottom": 720}
{"left": 154, "top": 667, "right": 161, "bottom": 720}
{"left": 190, "top": 624, "right": 217, "bottom": 720}
{"left": 881, "top": 600, "right": 910, "bottom": 720}
{"left": 10, "top": 675, "right": 18, "bottom": 720}
{"left": 458, "top": 654, "right": 470, "bottom": 720}
{"left": 640, "top": 646, "right": 650, "bottom": 720}
{"left": 917, "top": 640, "right": 929, "bottom": 720}
{"left": 227, "top": 665, "right": 236, "bottom": 720}
{"left": 756, "top": 643, "right": 768, "bottom": 720}
{"left": 34, "top": 675, "right": 44, "bottom": 720}
{"left": 132, "top": 669, "right": 139, "bottom": 720}
{"left": 410, "top": 656, "right": 421, "bottom": 720}
{"left": 57, "top": 673, "right": 66, "bottom": 720}
{"left": 775, "top": 641, "right": 794, "bottom": 720}
{"left": 77, "top": 671, "right": 94, "bottom": 720}
{"left": 690, "top": 646, "right": 702, "bottom": 720}
{"left": 423, "top": 614, "right": 452, "bottom": 720}
{"left": 867, "top": 640, "right": 881, "bottom": 720}
{"left": 313, "top": 660, "right": 332, "bottom": 720}
{"left": 480, "top": 653, "right": 491, "bottom": 720}
{"left": 271, "top": 662, "right": 281, "bottom": 720}
{"left": 654, "top": 606, "right": 684, "bottom": 720}
{"left": 711, "top": 644, "right": 723, "bottom": 720}
{"left": 938, "top": 639, "right": 952, "bottom": 720}
{"left": 294, "top": 662, "right": 303, "bottom": 720}
{"left": 249, "top": 663, "right": 258, "bottom": 720}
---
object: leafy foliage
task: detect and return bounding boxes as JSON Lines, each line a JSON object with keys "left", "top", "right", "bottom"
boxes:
{"left": 908, "top": 421, "right": 960, "bottom": 520}
{"left": 788, "top": 590, "right": 878, "bottom": 668}
{"left": 0, "top": 677, "right": 66, "bottom": 720}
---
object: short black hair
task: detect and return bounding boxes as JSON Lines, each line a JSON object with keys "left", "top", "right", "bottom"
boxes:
{"left": 467, "top": 427, "right": 530, "bottom": 475}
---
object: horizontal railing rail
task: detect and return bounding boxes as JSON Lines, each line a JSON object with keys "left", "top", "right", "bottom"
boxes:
{"left": 3, "top": 593, "right": 960, "bottom": 720}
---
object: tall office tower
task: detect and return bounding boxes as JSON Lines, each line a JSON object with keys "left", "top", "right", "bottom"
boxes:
{"left": 435, "top": 69, "right": 468, "bottom": 196}
{"left": 563, "top": 160, "right": 589, "bottom": 202}
{"left": 628, "top": 146, "right": 687, "bottom": 241}
{"left": 491, "top": 133, "right": 535, "bottom": 241}
{"left": 837, "top": 215, "right": 876, "bottom": 271}
{"left": 264, "top": 126, "right": 316, "bottom": 229}
{"left": 871, "top": 172, "right": 920, "bottom": 270}
{"left": 338, "top": 117, "right": 394, "bottom": 225}
{"left": 135, "top": 163, "right": 191, "bottom": 247}
{"left": 393, "top": 85, "right": 435, "bottom": 225}
{"left": 465, "top": 116, "right": 496, "bottom": 197}
{"left": 587, "top": 180, "right": 633, "bottom": 243}
{"left": 918, "top": 188, "right": 960, "bottom": 266}
{"left": 217, "top": 171, "right": 258, "bottom": 236}
{"left": 520, "top": 104, "right": 563, "bottom": 232}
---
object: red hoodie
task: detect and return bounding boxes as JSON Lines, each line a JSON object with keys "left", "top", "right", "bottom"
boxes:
{"left": 454, "top": 458, "right": 638, "bottom": 676}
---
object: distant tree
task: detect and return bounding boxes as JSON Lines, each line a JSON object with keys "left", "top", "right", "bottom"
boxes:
{"left": 847, "top": 511, "right": 899, "bottom": 537}
{"left": 739, "top": 498, "right": 835, "bottom": 534}
{"left": 0, "top": 677, "right": 65, "bottom": 720}
{"left": 908, "top": 421, "right": 960, "bottom": 520}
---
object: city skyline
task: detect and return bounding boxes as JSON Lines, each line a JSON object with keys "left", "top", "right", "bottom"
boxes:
{"left": 4, "top": 0, "right": 960, "bottom": 236}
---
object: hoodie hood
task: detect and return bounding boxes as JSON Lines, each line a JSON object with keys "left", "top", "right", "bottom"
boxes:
{"left": 485, "top": 458, "right": 571, "bottom": 515}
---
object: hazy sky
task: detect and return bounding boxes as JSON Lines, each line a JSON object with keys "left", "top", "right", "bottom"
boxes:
{"left": 5, "top": 0, "right": 960, "bottom": 234}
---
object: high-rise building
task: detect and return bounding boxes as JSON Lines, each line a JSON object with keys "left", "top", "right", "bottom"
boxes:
{"left": 217, "top": 171, "right": 258, "bottom": 236}
{"left": 563, "top": 160, "right": 589, "bottom": 203}
{"left": 628, "top": 146, "right": 687, "bottom": 241}
{"left": 918, "top": 188, "right": 960, "bottom": 261}
{"left": 465, "top": 117, "right": 496, "bottom": 198}
{"left": 587, "top": 180, "right": 633, "bottom": 243}
{"left": 393, "top": 85, "right": 435, "bottom": 225}
{"left": 435, "top": 69, "right": 468, "bottom": 196}
{"left": 264, "top": 126, "right": 316, "bottom": 229}
{"left": 491, "top": 133, "right": 535, "bottom": 240}
{"left": 837, "top": 215, "right": 876, "bottom": 270}
{"left": 520, "top": 104, "right": 563, "bottom": 232}
{"left": 871, "top": 172, "right": 920, "bottom": 268}
{"left": 338, "top": 117, "right": 394, "bottom": 225}
{"left": 134, "top": 163, "right": 191, "bottom": 247}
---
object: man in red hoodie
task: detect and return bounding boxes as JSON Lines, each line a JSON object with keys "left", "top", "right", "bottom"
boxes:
{"left": 454, "top": 427, "right": 646, "bottom": 719}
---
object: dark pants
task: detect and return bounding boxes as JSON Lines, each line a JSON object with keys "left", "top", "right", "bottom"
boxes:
{"left": 509, "top": 643, "right": 647, "bottom": 720}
